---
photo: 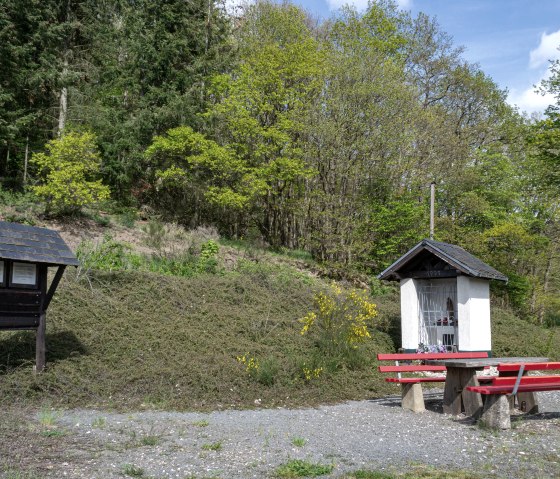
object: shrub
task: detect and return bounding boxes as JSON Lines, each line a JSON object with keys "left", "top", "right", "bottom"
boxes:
{"left": 31, "top": 132, "right": 110, "bottom": 215}
{"left": 300, "top": 283, "right": 379, "bottom": 357}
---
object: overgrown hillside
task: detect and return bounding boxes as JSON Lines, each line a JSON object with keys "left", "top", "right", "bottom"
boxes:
{"left": 0, "top": 265, "right": 398, "bottom": 411}
{"left": 0, "top": 254, "right": 557, "bottom": 412}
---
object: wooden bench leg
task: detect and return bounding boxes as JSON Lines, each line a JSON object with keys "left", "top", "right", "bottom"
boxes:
{"left": 479, "top": 394, "right": 511, "bottom": 429}
{"left": 401, "top": 383, "right": 425, "bottom": 413}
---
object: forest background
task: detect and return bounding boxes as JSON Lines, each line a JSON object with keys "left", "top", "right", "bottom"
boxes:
{"left": 1, "top": 0, "right": 560, "bottom": 327}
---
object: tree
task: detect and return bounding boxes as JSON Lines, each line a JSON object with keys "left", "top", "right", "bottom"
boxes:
{"left": 205, "top": 1, "right": 322, "bottom": 246}
{"left": 32, "top": 131, "right": 110, "bottom": 214}
{"left": 76, "top": 0, "right": 233, "bottom": 200}
{"left": 144, "top": 126, "right": 254, "bottom": 228}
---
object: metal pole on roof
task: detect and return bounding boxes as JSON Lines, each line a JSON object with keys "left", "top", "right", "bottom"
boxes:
{"left": 430, "top": 182, "right": 435, "bottom": 240}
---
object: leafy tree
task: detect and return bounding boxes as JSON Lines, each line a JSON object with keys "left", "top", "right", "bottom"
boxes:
{"left": 144, "top": 126, "right": 256, "bottom": 227}
{"left": 31, "top": 132, "right": 110, "bottom": 214}
{"left": 205, "top": 1, "right": 322, "bottom": 246}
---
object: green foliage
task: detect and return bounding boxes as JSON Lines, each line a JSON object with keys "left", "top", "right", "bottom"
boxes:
{"left": 122, "top": 464, "right": 145, "bottom": 478}
{"left": 145, "top": 126, "right": 252, "bottom": 222}
{"left": 142, "top": 220, "right": 167, "bottom": 250}
{"left": 31, "top": 132, "right": 110, "bottom": 214}
{"left": 77, "top": 235, "right": 140, "bottom": 273}
{"left": 492, "top": 308, "right": 559, "bottom": 360}
{"left": 237, "top": 353, "right": 279, "bottom": 386}
{"left": 291, "top": 437, "right": 306, "bottom": 447}
{"left": 275, "top": 459, "right": 333, "bottom": 478}
{"left": 201, "top": 441, "right": 222, "bottom": 451}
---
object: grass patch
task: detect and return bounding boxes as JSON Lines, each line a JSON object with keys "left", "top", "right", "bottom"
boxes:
{"left": 342, "top": 466, "right": 488, "bottom": 478}
{"left": 201, "top": 441, "right": 222, "bottom": 451}
{"left": 122, "top": 464, "right": 145, "bottom": 477}
{"left": 91, "top": 417, "right": 106, "bottom": 428}
{"left": 275, "top": 459, "right": 333, "bottom": 477}
{"left": 291, "top": 437, "right": 306, "bottom": 447}
{"left": 37, "top": 408, "right": 60, "bottom": 427}
{"left": 140, "top": 435, "right": 160, "bottom": 446}
{"left": 193, "top": 420, "right": 210, "bottom": 427}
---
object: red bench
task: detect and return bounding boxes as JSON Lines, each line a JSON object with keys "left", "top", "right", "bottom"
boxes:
{"left": 377, "top": 352, "right": 489, "bottom": 412}
{"left": 466, "top": 362, "right": 560, "bottom": 429}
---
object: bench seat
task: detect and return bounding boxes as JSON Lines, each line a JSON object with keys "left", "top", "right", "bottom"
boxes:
{"left": 377, "top": 351, "right": 489, "bottom": 413}
{"left": 385, "top": 377, "right": 447, "bottom": 383}
{"left": 465, "top": 361, "right": 560, "bottom": 429}
{"left": 468, "top": 381, "right": 560, "bottom": 395}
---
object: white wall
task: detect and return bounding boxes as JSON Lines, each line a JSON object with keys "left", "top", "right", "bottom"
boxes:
{"left": 400, "top": 278, "right": 419, "bottom": 351}
{"left": 457, "top": 276, "right": 491, "bottom": 352}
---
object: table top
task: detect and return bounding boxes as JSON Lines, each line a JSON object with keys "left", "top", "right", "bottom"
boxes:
{"left": 425, "top": 357, "right": 549, "bottom": 368}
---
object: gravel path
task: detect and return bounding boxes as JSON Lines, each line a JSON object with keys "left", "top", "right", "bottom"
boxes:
{"left": 44, "top": 391, "right": 560, "bottom": 478}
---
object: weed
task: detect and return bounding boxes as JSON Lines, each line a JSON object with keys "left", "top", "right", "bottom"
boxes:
{"left": 91, "top": 417, "right": 106, "bottom": 429}
{"left": 38, "top": 408, "right": 60, "bottom": 427}
{"left": 140, "top": 435, "right": 160, "bottom": 446}
{"left": 40, "top": 429, "right": 65, "bottom": 438}
{"left": 346, "top": 471, "right": 394, "bottom": 479}
{"left": 275, "top": 459, "right": 333, "bottom": 477}
{"left": 291, "top": 437, "right": 306, "bottom": 447}
{"left": 201, "top": 441, "right": 222, "bottom": 451}
{"left": 118, "top": 209, "right": 138, "bottom": 228}
{"left": 237, "top": 354, "right": 278, "bottom": 386}
{"left": 193, "top": 420, "right": 210, "bottom": 427}
{"left": 122, "top": 464, "right": 145, "bottom": 477}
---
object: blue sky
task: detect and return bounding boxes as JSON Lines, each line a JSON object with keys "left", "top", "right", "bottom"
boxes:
{"left": 228, "top": 0, "right": 560, "bottom": 115}
{"left": 288, "top": 0, "right": 560, "bottom": 115}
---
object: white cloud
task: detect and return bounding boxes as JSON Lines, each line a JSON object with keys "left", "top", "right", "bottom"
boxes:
{"left": 529, "top": 30, "right": 560, "bottom": 69}
{"left": 326, "top": 0, "right": 412, "bottom": 11}
{"left": 395, "top": 0, "right": 412, "bottom": 9}
{"left": 508, "top": 87, "right": 554, "bottom": 116}
{"left": 506, "top": 29, "right": 560, "bottom": 114}
{"left": 326, "top": 0, "right": 369, "bottom": 10}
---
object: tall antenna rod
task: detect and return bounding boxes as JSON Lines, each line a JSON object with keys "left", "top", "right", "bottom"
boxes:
{"left": 430, "top": 182, "right": 435, "bottom": 240}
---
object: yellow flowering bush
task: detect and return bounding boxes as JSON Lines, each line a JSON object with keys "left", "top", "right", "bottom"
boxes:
{"left": 300, "top": 283, "right": 378, "bottom": 364}
{"left": 300, "top": 283, "right": 377, "bottom": 343}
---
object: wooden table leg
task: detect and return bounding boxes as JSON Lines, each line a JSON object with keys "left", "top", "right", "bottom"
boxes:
{"left": 443, "top": 367, "right": 463, "bottom": 415}
{"left": 461, "top": 369, "right": 483, "bottom": 418}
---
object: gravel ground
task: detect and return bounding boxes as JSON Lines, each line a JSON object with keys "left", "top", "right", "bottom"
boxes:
{"left": 24, "top": 391, "right": 560, "bottom": 479}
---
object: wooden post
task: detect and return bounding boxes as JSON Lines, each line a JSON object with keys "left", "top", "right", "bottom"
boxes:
{"left": 430, "top": 182, "right": 435, "bottom": 240}
{"left": 35, "top": 264, "right": 48, "bottom": 374}
{"left": 35, "top": 312, "right": 46, "bottom": 373}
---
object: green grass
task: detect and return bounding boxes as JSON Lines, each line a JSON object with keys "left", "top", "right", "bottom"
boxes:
{"left": 140, "top": 435, "right": 160, "bottom": 446}
{"left": 193, "top": 419, "right": 210, "bottom": 427}
{"left": 291, "top": 436, "right": 306, "bottom": 447}
{"left": 0, "top": 266, "right": 396, "bottom": 411}
{"left": 91, "top": 416, "right": 106, "bottom": 428}
{"left": 122, "top": 464, "right": 145, "bottom": 477}
{"left": 342, "top": 467, "right": 488, "bottom": 478}
{"left": 275, "top": 459, "right": 333, "bottom": 477}
{"left": 201, "top": 441, "right": 222, "bottom": 451}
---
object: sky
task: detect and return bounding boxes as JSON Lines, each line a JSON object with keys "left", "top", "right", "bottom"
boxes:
{"left": 230, "top": 0, "right": 560, "bottom": 115}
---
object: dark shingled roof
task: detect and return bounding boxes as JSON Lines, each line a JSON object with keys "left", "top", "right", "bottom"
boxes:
{"left": 0, "top": 221, "right": 79, "bottom": 266}
{"left": 378, "top": 238, "right": 507, "bottom": 282}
